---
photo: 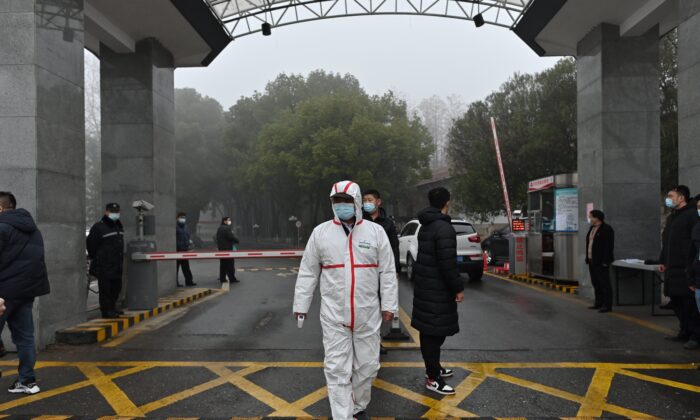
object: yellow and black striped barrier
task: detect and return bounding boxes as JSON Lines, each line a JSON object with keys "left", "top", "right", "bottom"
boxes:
{"left": 507, "top": 273, "right": 579, "bottom": 295}
{"left": 56, "top": 289, "right": 213, "bottom": 345}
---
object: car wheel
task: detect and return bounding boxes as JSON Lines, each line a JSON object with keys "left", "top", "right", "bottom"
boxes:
{"left": 469, "top": 270, "right": 483, "bottom": 282}
{"left": 406, "top": 254, "right": 416, "bottom": 282}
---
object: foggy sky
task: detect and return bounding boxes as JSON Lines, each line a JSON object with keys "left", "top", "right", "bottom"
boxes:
{"left": 175, "top": 16, "right": 562, "bottom": 110}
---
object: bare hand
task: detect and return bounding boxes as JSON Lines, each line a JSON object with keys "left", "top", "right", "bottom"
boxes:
{"left": 659, "top": 264, "right": 666, "bottom": 273}
{"left": 294, "top": 312, "right": 306, "bottom": 319}
{"left": 0, "top": 298, "right": 4, "bottom": 316}
{"left": 382, "top": 311, "right": 395, "bottom": 321}
{"left": 455, "top": 292, "right": 465, "bottom": 303}
{"left": 691, "top": 286, "right": 696, "bottom": 292}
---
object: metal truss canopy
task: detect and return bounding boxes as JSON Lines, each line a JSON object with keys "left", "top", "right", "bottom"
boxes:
{"left": 206, "top": 0, "right": 531, "bottom": 39}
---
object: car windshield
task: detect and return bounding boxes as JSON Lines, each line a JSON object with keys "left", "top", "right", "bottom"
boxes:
{"left": 453, "top": 223, "right": 475, "bottom": 235}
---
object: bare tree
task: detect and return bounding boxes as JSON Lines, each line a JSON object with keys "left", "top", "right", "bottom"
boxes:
{"left": 85, "top": 50, "right": 101, "bottom": 226}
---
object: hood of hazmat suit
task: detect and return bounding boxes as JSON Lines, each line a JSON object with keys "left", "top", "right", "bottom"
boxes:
{"left": 293, "top": 180, "right": 398, "bottom": 420}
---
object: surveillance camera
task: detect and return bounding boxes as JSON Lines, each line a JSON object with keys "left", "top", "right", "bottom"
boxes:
{"left": 132, "top": 200, "right": 155, "bottom": 212}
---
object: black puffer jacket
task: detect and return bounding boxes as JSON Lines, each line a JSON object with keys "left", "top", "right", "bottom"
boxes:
{"left": 660, "top": 201, "right": 698, "bottom": 296}
{"left": 0, "top": 209, "right": 50, "bottom": 299}
{"left": 411, "top": 207, "right": 464, "bottom": 337}
{"left": 216, "top": 224, "right": 239, "bottom": 251}
{"left": 86, "top": 216, "right": 125, "bottom": 278}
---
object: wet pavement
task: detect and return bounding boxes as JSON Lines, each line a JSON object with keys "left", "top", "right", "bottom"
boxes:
{"left": 0, "top": 246, "right": 698, "bottom": 418}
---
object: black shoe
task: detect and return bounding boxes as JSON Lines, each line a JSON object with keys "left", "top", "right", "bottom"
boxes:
{"left": 353, "top": 411, "right": 370, "bottom": 420}
{"left": 186, "top": 282, "right": 197, "bottom": 287}
{"left": 425, "top": 368, "right": 454, "bottom": 379}
{"left": 0, "top": 346, "right": 7, "bottom": 358}
{"left": 231, "top": 278, "right": 240, "bottom": 283}
{"left": 115, "top": 309, "right": 124, "bottom": 315}
{"left": 102, "top": 311, "right": 120, "bottom": 319}
{"left": 598, "top": 307, "right": 612, "bottom": 313}
{"left": 665, "top": 334, "right": 690, "bottom": 342}
{"left": 380, "top": 345, "right": 388, "bottom": 355}
{"left": 659, "top": 302, "right": 674, "bottom": 310}
{"left": 588, "top": 305, "right": 602, "bottom": 310}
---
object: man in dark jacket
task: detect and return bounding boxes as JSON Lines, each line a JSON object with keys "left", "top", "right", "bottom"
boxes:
{"left": 86, "top": 203, "right": 125, "bottom": 318}
{"left": 584, "top": 209, "right": 615, "bottom": 313}
{"left": 685, "top": 196, "right": 700, "bottom": 350}
{"left": 176, "top": 212, "right": 196, "bottom": 287}
{"left": 362, "top": 189, "right": 400, "bottom": 273}
{"left": 216, "top": 217, "right": 240, "bottom": 283}
{"left": 411, "top": 187, "right": 464, "bottom": 396}
{"left": 0, "top": 191, "right": 50, "bottom": 394}
{"left": 660, "top": 185, "right": 700, "bottom": 349}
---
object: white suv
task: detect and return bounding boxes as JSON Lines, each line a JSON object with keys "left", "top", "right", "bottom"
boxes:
{"left": 398, "top": 219, "right": 484, "bottom": 282}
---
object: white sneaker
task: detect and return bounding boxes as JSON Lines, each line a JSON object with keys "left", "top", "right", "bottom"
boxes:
{"left": 425, "top": 378, "right": 455, "bottom": 395}
{"left": 8, "top": 380, "right": 40, "bottom": 395}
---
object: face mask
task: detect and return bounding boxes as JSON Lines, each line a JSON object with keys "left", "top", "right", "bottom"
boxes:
{"left": 586, "top": 218, "right": 591, "bottom": 225}
{"left": 225, "top": 221, "right": 232, "bottom": 226}
{"left": 665, "top": 198, "right": 675, "bottom": 209}
{"left": 334, "top": 203, "right": 355, "bottom": 221}
{"left": 363, "top": 202, "right": 376, "bottom": 214}
{"left": 697, "top": 210, "right": 700, "bottom": 217}
{"left": 177, "top": 218, "right": 186, "bottom": 225}
{"left": 108, "top": 213, "right": 120, "bottom": 221}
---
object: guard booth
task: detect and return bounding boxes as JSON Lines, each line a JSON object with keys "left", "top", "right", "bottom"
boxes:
{"left": 526, "top": 174, "right": 579, "bottom": 284}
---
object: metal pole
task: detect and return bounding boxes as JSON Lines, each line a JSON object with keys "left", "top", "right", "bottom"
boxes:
{"left": 490, "top": 117, "right": 513, "bottom": 228}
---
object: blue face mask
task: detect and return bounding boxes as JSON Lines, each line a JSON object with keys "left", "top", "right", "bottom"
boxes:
{"left": 363, "top": 202, "right": 376, "bottom": 214}
{"left": 108, "top": 213, "right": 120, "bottom": 221}
{"left": 334, "top": 203, "right": 355, "bottom": 221}
{"left": 665, "top": 198, "right": 675, "bottom": 209}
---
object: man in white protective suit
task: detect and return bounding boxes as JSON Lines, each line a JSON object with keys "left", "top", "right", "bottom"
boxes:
{"left": 293, "top": 180, "right": 398, "bottom": 420}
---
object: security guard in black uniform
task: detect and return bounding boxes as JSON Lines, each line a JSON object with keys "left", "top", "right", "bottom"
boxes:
{"left": 87, "top": 203, "right": 125, "bottom": 318}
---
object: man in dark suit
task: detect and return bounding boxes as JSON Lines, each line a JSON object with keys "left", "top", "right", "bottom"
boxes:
{"left": 585, "top": 209, "right": 615, "bottom": 313}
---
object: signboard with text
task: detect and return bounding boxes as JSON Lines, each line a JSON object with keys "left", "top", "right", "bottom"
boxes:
{"left": 555, "top": 188, "right": 579, "bottom": 232}
{"left": 528, "top": 176, "right": 555, "bottom": 192}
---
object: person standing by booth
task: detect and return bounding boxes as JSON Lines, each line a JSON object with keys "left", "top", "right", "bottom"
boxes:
{"left": 585, "top": 210, "right": 615, "bottom": 313}
{"left": 659, "top": 185, "right": 699, "bottom": 349}
{"left": 216, "top": 217, "right": 240, "bottom": 284}
{"left": 176, "top": 212, "right": 196, "bottom": 287}
{"left": 87, "top": 203, "right": 125, "bottom": 319}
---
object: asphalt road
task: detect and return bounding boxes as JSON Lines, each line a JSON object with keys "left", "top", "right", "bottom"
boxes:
{"left": 0, "top": 247, "right": 698, "bottom": 418}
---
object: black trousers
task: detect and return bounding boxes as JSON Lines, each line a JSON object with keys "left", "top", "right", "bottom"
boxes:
{"left": 219, "top": 259, "right": 237, "bottom": 282}
{"left": 671, "top": 295, "right": 700, "bottom": 340}
{"left": 177, "top": 260, "right": 194, "bottom": 285}
{"left": 98, "top": 274, "right": 122, "bottom": 314}
{"left": 589, "top": 264, "right": 613, "bottom": 309}
{"left": 419, "top": 332, "right": 446, "bottom": 380}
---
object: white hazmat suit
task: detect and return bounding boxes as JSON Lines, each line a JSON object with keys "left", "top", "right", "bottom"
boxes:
{"left": 293, "top": 181, "right": 398, "bottom": 420}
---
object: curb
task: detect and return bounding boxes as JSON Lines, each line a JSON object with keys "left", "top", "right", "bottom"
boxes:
{"left": 55, "top": 289, "right": 214, "bottom": 345}
{"left": 506, "top": 273, "right": 579, "bottom": 295}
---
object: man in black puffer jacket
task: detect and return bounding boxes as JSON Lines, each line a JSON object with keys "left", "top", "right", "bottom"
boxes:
{"left": 659, "top": 186, "right": 700, "bottom": 349}
{"left": 87, "top": 203, "right": 125, "bottom": 318}
{"left": 0, "top": 191, "right": 50, "bottom": 395}
{"left": 411, "top": 187, "right": 464, "bottom": 396}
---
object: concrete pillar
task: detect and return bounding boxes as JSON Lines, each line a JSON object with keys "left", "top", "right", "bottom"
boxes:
{"left": 576, "top": 24, "right": 661, "bottom": 297}
{"left": 678, "top": 1, "right": 700, "bottom": 193}
{"left": 0, "top": 0, "right": 86, "bottom": 346}
{"left": 100, "top": 39, "right": 176, "bottom": 297}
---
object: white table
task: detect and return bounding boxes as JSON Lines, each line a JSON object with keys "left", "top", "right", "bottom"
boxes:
{"left": 611, "top": 260, "right": 670, "bottom": 316}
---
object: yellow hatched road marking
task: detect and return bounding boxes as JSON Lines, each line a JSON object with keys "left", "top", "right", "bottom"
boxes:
{"left": 76, "top": 363, "right": 146, "bottom": 417}
{"left": 373, "top": 378, "right": 478, "bottom": 418}
{"left": 0, "top": 361, "right": 695, "bottom": 418}
{"left": 576, "top": 368, "right": 616, "bottom": 417}
{"left": 207, "top": 365, "right": 310, "bottom": 416}
{"left": 139, "top": 365, "right": 265, "bottom": 415}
